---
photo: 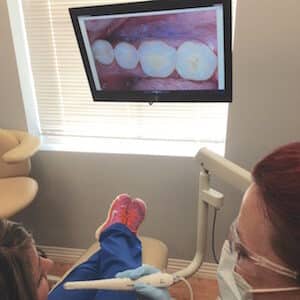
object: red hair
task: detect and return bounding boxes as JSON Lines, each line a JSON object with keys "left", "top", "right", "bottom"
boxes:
{"left": 252, "top": 142, "right": 300, "bottom": 282}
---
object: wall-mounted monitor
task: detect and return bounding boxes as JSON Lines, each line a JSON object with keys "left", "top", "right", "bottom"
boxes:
{"left": 69, "top": 0, "right": 232, "bottom": 102}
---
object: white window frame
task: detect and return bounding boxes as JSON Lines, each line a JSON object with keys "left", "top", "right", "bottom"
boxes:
{"left": 7, "top": 0, "right": 41, "bottom": 137}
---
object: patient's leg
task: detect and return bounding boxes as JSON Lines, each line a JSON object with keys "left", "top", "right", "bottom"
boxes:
{"left": 94, "top": 223, "right": 141, "bottom": 300}
{"left": 48, "top": 223, "right": 142, "bottom": 300}
{"left": 93, "top": 197, "right": 146, "bottom": 300}
{"left": 48, "top": 250, "right": 101, "bottom": 300}
{"left": 48, "top": 195, "right": 146, "bottom": 300}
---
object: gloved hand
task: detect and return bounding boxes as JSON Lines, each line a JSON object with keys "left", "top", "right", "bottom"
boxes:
{"left": 116, "top": 264, "right": 171, "bottom": 300}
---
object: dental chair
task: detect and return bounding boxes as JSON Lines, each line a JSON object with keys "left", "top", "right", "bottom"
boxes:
{"left": 52, "top": 148, "right": 252, "bottom": 296}
{"left": 0, "top": 129, "right": 40, "bottom": 218}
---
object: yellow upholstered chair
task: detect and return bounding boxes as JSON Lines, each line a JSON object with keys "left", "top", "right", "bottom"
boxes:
{"left": 0, "top": 129, "right": 40, "bottom": 218}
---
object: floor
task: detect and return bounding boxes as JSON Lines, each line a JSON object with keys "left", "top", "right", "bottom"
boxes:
{"left": 49, "top": 262, "right": 219, "bottom": 299}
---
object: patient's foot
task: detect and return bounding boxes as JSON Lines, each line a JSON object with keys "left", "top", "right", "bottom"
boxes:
{"left": 95, "top": 194, "right": 131, "bottom": 240}
{"left": 126, "top": 198, "right": 146, "bottom": 234}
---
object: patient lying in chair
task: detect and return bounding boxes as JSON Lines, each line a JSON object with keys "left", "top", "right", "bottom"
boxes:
{"left": 49, "top": 194, "right": 170, "bottom": 300}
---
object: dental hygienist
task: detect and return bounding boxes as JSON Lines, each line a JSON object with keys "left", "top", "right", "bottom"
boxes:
{"left": 121, "top": 142, "right": 300, "bottom": 300}
{"left": 217, "top": 141, "right": 300, "bottom": 300}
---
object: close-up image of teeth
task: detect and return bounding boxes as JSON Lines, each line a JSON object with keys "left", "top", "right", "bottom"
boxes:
{"left": 83, "top": 9, "right": 221, "bottom": 91}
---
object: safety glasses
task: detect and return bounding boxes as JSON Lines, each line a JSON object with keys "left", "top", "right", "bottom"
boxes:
{"left": 228, "top": 219, "right": 298, "bottom": 279}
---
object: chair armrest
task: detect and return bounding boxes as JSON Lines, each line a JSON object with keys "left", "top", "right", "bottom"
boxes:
{"left": 0, "top": 177, "right": 38, "bottom": 218}
{"left": 2, "top": 130, "right": 40, "bottom": 163}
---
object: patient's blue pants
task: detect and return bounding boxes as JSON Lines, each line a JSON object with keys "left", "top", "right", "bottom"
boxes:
{"left": 48, "top": 223, "right": 141, "bottom": 300}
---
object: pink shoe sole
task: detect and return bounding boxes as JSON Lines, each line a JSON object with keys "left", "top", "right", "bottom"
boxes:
{"left": 95, "top": 194, "right": 132, "bottom": 240}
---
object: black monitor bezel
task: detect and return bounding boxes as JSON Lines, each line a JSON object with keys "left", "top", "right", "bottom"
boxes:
{"left": 69, "top": 0, "right": 232, "bottom": 103}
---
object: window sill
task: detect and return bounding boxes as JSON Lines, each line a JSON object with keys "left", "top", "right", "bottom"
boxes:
{"left": 40, "top": 135, "right": 225, "bottom": 158}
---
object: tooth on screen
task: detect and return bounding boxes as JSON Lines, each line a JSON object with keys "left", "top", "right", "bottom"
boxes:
{"left": 176, "top": 41, "right": 217, "bottom": 81}
{"left": 138, "top": 40, "right": 176, "bottom": 78}
{"left": 92, "top": 40, "right": 114, "bottom": 65}
{"left": 114, "top": 42, "right": 139, "bottom": 70}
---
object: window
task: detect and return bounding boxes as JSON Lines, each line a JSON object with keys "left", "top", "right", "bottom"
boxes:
{"left": 8, "top": 0, "right": 229, "bottom": 157}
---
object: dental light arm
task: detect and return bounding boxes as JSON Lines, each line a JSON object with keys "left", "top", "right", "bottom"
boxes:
{"left": 196, "top": 148, "right": 252, "bottom": 193}
{"left": 174, "top": 148, "right": 252, "bottom": 278}
{"left": 64, "top": 148, "right": 252, "bottom": 290}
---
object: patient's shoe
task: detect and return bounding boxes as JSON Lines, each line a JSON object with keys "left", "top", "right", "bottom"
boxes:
{"left": 126, "top": 198, "right": 146, "bottom": 234}
{"left": 95, "top": 194, "right": 131, "bottom": 240}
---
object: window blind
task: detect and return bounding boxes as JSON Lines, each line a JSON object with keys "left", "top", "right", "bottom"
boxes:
{"left": 21, "top": 0, "right": 228, "bottom": 144}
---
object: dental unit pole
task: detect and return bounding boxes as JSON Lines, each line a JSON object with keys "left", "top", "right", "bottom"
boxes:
{"left": 64, "top": 148, "right": 252, "bottom": 291}
{"left": 174, "top": 148, "right": 252, "bottom": 278}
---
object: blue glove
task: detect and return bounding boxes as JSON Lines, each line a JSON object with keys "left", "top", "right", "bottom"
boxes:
{"left": 116, "top": 264, "right": 171, "bottom": 300}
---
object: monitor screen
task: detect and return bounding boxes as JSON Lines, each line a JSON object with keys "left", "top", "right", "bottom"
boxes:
{"left": 69, "top": 0, "right": 232, "bottom": 102}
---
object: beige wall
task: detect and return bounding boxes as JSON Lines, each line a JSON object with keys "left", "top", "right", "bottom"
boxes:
{"left": 219, "top": 0, "right": 300, "bottom": 256}
{"left": 1, "top": 0, "right": 300, "bottom": 262}
{"left": 0, "top": 0, "right": 27, "bottom": 130}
